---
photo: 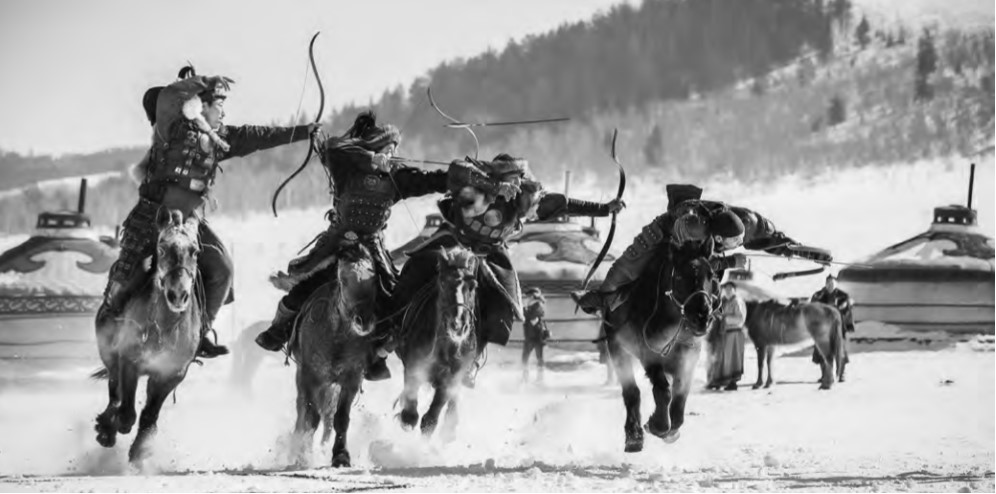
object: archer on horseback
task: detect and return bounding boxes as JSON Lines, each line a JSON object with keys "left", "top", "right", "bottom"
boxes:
{"left": 255, "top": 111, "right": 451, "bottom": 381}
{"left": 96, "top": 65, "right": 322, "bottom": 360}
{"left": 572, "top": 184, "right": 833, "bottom": 317}
{"left": 388, "top": 154, "right": 625, "bottom": 387}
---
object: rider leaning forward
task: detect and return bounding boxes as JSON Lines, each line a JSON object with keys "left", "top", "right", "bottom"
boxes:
{"left": 387, "top": 154, "right": 626, "bottom": 387}
{"left": 571, "top": 184, "right": 833, "bottom": 316}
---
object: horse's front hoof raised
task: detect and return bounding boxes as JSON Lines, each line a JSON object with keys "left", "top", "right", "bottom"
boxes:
{"left": 331, "top": 451, "right": 351, "bottom": 468}
{"left": 644, "top": 420, "right": 672, "bottom": 441}
{"left": 398, "top": 409, "right": 419, "bottom": 430}
{"left": 661, "top": 429, "right": 681, "bottom": 444}
{"left": 95, "top": 430, "right": 116, "bottom": 448}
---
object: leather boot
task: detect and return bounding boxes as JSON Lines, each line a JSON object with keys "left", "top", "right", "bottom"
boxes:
{"left": 197, "top": 322, "right": 229, "bottom": 359}
{"left": 96, "top": 281, "right": 128, "bottom": 328}
{"left": 571, "top": 290, "right": 605, "bottom": 315}
{"left": 255, "top": 301, "right": 297, "bottom": 352}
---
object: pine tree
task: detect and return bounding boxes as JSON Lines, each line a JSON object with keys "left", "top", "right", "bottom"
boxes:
{"left": 855, "top": 16, "right": 871, "bottom": 50}
{"left": 915, "top": 29, "right": 938, "bottom": 101}
{"left": 644, "top": 124, "right": 664, "bottom": 166}
{"left": 827, "top": 95, "right": 847, "bottom": 126}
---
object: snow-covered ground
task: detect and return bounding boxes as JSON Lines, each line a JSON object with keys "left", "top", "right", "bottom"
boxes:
{"left": 0, "top": 157, "right": 992, "bottom": 491}
{"left": 0, "top": 344, "right": 992, "bottom": 492}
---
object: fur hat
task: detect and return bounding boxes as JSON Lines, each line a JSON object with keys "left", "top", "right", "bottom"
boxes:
{"left": 666, "top": 184, "right": 703, "bottom": 211}
{"left": 711, "top": 210, "right": 745, "bottom": 238}
{"left": 344, "top": 111, "right": 400, "bottom": 151}
{"left": 142, "top": 86, "right": 164, "bottom": 125}
{"left": 479, "top": 153, "right": 529, "bottom": 176}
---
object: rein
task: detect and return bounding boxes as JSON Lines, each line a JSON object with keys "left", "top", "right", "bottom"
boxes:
{"left": 640, "top": 260, "right": 718, "bottom": 357}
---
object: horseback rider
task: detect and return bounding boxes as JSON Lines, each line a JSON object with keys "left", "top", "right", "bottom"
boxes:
{"left": 387, "top": 154, "right": 625, "bottom": 387}
{"left": 255, "top": 112, "right": 450, "bottom": 381}
{"left": 572, "top": 183, "right": 832, "bottom": 316}
{"left": 96, "top": 66, "right": 321, "bottom": 359}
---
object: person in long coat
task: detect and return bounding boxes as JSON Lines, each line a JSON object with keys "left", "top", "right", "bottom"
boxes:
{"left": 707, "top": 281, "right": 748, "bottom": 390}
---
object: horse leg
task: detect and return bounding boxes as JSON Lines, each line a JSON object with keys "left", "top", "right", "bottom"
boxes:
{"left": 663, "top": 347, "right": 700, "bottom": 444}
{"left": 752, "top": 344, "right": 765, "bottom": 390}
{"left": 607, "top": 335, "right": 643, "bottom": 453}
{"left": 116, "top": 361, "right": 139, "bottom": 435}
{"left": 420, "top": 384, "right": 449, "bottom": 437}
{"left": 330, "top": 381, "right": 359, "bottom": 468}
{"left": 293, "top": 368, "right": 321, "bottom": 466}
{"left": 441, "top": 390, "right": 460, "bottom": 444}
{"left": 763, "top": 347, "right": 775, "bottom": 388}
{"left": 398, "top": 365, "right": 420, "bottom": 430}
{"left": 644, "top": 363, "right": 674, "bottom": 441}
{"left": 128, "top": 373, "right": 183, "bottom": 465}
{"left": 94, "top": 357, "right": 121, "bottom": 447}
{"left": 815, "top": 332, "right": 834, "bottom": 390}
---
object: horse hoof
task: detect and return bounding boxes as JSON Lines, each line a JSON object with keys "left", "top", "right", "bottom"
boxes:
{"left": 117, "top": 416, "right": 135, "bottom": 435}
{"left": 819, "top": 384, "right": 832, "bottom": 390}
{"left": 763, "top": 382, "right": 773, "bottom": 389}
{"left": 662, "top": 429, "right": 681, "bottom": 444}
{"left": 624, "top": 430, "right": 644, "bottom": 453}
{"left": 331, "top": 451, "right": 351, "bottom": 468}
{"left": 420, "top": 421, "right": 438, "bottom": 437}
{"left": 643, "top": 421, "right": 671, "bottom": 440}
{"left": 95, "top": 431, "right": 116, "bottom": 448}
{"left": 398, "top": 410, "right": 419, "bottom": 430}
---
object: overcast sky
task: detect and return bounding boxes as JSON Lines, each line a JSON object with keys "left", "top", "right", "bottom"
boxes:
{"left": 0, "top": 0, "right": 631, "bottom": 156}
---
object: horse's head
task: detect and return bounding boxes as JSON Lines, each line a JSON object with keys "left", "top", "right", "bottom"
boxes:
{"left": 667, "top": 248, "right": 719, "bottom": 333}
{"left": 335, "top": 243, "right": 378, "bottom": 337}
{"left": 154, "top": 210, "right": 200, "bottom": 313}
{"left": 436, "top": 247, "right": 479, "bottom": 344}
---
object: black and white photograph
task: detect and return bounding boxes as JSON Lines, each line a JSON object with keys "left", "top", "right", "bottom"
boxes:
{"left": 0, "top": 0, "right": 993, "bottom": 491}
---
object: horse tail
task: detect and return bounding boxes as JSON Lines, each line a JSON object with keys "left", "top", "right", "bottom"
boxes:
{"left": 90, "top": 367, "right": 110, "bottom": 380}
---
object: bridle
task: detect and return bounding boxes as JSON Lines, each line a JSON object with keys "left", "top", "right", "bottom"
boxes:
{"left": 642, "top": 256, "right": 719, "bottom": 356}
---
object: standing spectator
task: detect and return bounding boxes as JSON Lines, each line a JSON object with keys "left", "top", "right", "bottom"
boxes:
{"left": 707, "top": 281, "right": 748, "bottom": 390}
{"left": 811, "top": 273, "right": 854, "bottom": 381}
{"left": 521, "top": 287, "right": 551, "bottom": 383}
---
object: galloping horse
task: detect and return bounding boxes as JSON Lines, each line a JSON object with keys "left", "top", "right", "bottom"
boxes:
{"left": 93, "top": 210, "right": 202, "bottom": 464}
{"left": 744, "top": 299, "right": 845, "bottom": 390}
{"left": 291, "top": 243, "right": 381, "bottom": 468}
{"left": 395, "top": 247, "right": 480, "bottom": 440}
{"left": 602, "top": 245, "right": 719, "bottom": 452}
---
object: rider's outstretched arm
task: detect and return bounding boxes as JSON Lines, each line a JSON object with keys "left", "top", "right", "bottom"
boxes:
{"left": 222, "top": 124, "right": 313, "bottom": 159}
{"left": 533, "top": 193, "right": 613, "bottom": 219}
{"left": 731, "top": 207, "right": 831, "bottom": 262}
{"left": 391, "top": 166, "right": 449, "bottom": 200}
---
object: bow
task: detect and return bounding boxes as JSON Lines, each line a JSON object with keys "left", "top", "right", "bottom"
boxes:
{"left": 427, "top": 86, "right": 480, "bottom": 160}
{"left": 426, "top": 86, "right": 570, "bottom": 161}
{"left": 581, "top": 128, "right": 626, "bottom": 290}
{"left": 271, "top": 31, "right": 326, "bottom": 217}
